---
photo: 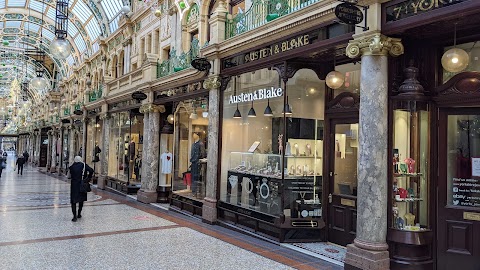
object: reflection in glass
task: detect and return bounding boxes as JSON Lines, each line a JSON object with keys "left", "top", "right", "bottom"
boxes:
{"left": 447, "top": 114, "right": 480, "bottom": 208}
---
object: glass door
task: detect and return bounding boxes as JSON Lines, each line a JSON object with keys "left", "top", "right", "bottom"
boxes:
{"left": 327, "top": 120, "right": 358, "bottom": 246}
{"left": 437, "top": 109, "right": 480, "bottom": 270}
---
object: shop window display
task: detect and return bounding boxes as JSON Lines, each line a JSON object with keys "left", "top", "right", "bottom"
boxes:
{"left": 86, "top": 118, "right": 102, "bottom": 175}
{"left": 108, "top": 111, "right": 144, "bottom": 184}
{"left": 334, "top": 63, "right": 360, "bottom": 96}
{"left": 391, "top": 101, "right": 430, "bottom": 231}
{"left": 171, "top": 98, "right": 209, "bottom": 199}
{"left": 220, "top": 68, "right": 324, "bottom": 220}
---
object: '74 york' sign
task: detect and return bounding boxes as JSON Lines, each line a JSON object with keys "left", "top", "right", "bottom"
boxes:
{"left": 385, "top": 0, "right": 467, "bottom": 22}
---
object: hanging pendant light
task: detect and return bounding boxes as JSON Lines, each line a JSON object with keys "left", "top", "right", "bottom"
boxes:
{"left": 442, "top": 23, "right": 469, "bottom": 73}
{"left": 189, "top": 104, "right": 198, "bottom": 119}
{"left": 264, "top": 99, "right": 273, "bottom": 116}
{"left": 232, "top": 76, "right": 242, "bottom": 118}
{"left": 233, "top": 104, "right": 242, "bottom": 118}
{"left": 326, "top": 50, "right": 345, "bottom": 89}
{"left": 283, "top": 96, "right": 292, "bottom": 115}
{"left": 248, "top": 100, "right": 256, "bottom": 117}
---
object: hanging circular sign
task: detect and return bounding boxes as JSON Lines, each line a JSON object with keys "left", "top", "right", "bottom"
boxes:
{"left": 131, "top": 91, "right": 147, "bottom": 101}
{"left": 335, "top": 3, "right": 363, "bottom": 25}
{"left": 191, "top": 58, "right": 211, "bottom": 71}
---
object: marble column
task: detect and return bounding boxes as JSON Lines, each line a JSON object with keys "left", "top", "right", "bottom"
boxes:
{"left": 69, "top": 127, "right": 76, "bottom": 167}
{"left": 58, "top": 128, "right": 64, "bottom": 175}
{"left": 46, "top": 131, "right": 52, "bottom": 171}
{"left": 138, "top": 104, "right": 164, "bottom": 203}
{"left": 202, "top": 76, "right": 222, "bottom": 224}
{"left": 344, "top": 31, "right": 404, "bottom": 270}
{"left": 35, "top": 131, "right": 41, "bottom": 166}
{"left": 50, "top": 130, "right": 57, "bottom": 173}
{"left": 82, "top": 117, "right": 88, "bottom": 159}
{"left": 97, "top": 113, "right": 110, "bottom": 189}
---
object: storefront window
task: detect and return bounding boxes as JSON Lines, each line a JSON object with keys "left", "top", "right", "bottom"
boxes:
{"left": 172, "top": 98, "right": 209, "bottom": 200}
{"left": 220, "top": 68, "right": 324, "bottom": 219}
{"left": 447, "top": 114, "right": 480, "bottom": 208}
{"left": 86, "top": 118, "right": 103, "bottom": 175}
{"left": 334, "top": 63, "right": 360, "bottom": 96}
{"left": 108, "top": 111, "right": 144, "bottom": 184}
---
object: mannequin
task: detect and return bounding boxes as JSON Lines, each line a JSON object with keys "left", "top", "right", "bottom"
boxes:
{"left": 134, "top": 154, "right": 142, "bottom": 181}
{"left": 190, "top": 132, "right": 205, "bottom": 197}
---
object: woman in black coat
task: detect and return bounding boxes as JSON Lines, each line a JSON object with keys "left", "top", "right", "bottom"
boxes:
{"left": 69, "top": 156, "right": 94, "bottom": 222}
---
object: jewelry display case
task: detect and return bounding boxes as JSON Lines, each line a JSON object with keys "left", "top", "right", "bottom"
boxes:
{"left": 388, "top": 64, "right": 434, "bottom": 269}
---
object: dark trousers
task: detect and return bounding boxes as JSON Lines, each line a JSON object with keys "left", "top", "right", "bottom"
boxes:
{"left": 17, "top": 164, "right": 24, "bottom": 175}
{"left": 71, "top": 202, "right": 84, "bottom": 217}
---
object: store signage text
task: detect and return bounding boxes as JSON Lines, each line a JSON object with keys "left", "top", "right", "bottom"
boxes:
{"left": 452, "top": 178, "right": 480, "bottom": 207}
{"left": 228, "top": 87, "right": 283, "bottom": 104}
{"left": 386, "top": 0, "right": 467, "bottom": 22}
{"left": 244, "top": 35, "right": 310, "bottom": 63}
{"left": 335, "top": 3, "right": 364, "bottom": 25}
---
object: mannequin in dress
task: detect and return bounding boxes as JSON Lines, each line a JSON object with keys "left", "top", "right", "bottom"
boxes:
{"left": 190, "top": 132, "right": 205, "bottom": 197}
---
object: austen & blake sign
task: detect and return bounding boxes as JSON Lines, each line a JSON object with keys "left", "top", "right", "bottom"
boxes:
{"left": 228, "top": 87, "right": 283, "bottom": 104}
{"left": 385, "top": 0, "right": 468, "bottom": 22}
{"left": 223, "top": 32, "right": 319, "bottom": 69}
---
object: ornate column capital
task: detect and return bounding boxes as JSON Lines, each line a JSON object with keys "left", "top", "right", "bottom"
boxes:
{"left": 346, "top": 31, "right": 404, "bottom": 58}
{"left": 140, "top": 104, "right": 166, "bottom": 113}
{"left": 203, "top": 76, "right": 222, "bottom": 90}
{"left": 99, "top": 113, "right": 110, "bottom": 120}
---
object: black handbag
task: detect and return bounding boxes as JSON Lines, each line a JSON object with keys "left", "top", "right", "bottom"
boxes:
{"left": 80, "top": 163, "right": 92, "bottom": 193}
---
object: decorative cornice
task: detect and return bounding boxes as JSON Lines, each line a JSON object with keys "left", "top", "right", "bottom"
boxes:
{"left": 140, "top": 104, "right": 166, "bottom": 113}
{"left": 99, "top": 113, "right": 110, "bottom": 120}
{"left": 346, "top": 31, "right": 404, "bottom": 58}
{"left": 203, "top": 76, "right": 222, "bottom": 90}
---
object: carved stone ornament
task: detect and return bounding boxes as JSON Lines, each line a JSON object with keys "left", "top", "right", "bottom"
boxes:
{"left": 203, "top": 76, "right": 222, "bottom": 90}
{"left": 346, "top": 31, "right": 404, "bottom": 58}
{"left": 99, "top": 113, "right": 110, "bottom": 120}
{"left": 140, "top": 104, "right": 166, "bottom": 114}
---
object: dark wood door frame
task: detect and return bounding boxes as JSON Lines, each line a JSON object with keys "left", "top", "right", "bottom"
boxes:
{"left": 437, "top": 107, "right": 480, "bottom": 270}
{"left": 323, "top": 92, "right": 359, "bottom": 245}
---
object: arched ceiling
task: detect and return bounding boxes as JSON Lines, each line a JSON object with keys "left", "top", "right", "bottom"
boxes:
{"left": 0, "top": 0, "right": 124, "bottom": 93}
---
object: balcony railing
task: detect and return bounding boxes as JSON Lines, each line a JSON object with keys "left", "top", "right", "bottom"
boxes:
{"left": 157, "top": 38, "right": 199, "bottom": 78}
{"left": 225, "top": 0, "right": 320, "bottom": 39}
{"left": 88, "top": 85, "right": 103, "bottom": 102}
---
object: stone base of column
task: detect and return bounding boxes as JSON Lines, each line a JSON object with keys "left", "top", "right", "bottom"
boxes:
{"left": 50, "top": 167, "right": 57, "bottom": 173}
{"left": 202, "top": 197, "right": 217, "bottom": 224}
{"left": 97, "top": 175, "right": 106, "bottom": 190}
{"left": 157, "top": 185, "right": 171, "bottom": 203}
{"left": 345, "top": 243, "right": 390, "bottom": 270}
{"left": 137, "top": 190, "right": 157, "bottom": 204}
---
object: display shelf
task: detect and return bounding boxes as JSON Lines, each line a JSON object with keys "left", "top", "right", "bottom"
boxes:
{"left": 394, "top": 173, "right": 423, "bottom": 177}
{"left": 395, "top": 198, "right": 423, "bottom": 202}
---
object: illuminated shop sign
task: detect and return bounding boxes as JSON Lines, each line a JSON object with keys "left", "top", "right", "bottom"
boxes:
{"left": 385, "top": 0, "right": 467, "bottom": 22}
{"left": 228, "top": 87, "right": 283, "bottom": 104}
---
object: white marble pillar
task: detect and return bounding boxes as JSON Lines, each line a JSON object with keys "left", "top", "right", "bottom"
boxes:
{"left": 98, "top": 113, "right": 110, "bottom": 189}
{"left": 82, "top": 117, "right": 88, "bottom": 159}
{"left": 50, "top": 130, "right": 57, "bottom": 173}
{"left": 35, "top": 131, "right": 41, "bottom": 165}
{"left": 47, "top": 131, "right": 52, "bottom": 170}
{"left": 202, "top": 76, "right": 222, "bottom": 223}
{"left": 58, "top": 128, "right": 64, "bottom": 175}
{"left": 344, "top": 31, "right": 404, "bottom": 270}
{"left": 69, "top": 127, "right": 76, "bottom": 167}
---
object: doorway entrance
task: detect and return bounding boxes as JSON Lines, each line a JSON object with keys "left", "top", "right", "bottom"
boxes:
{"left": 327, "top": 119, "right": 359, "bottom": 246}
{"left": 437, "top": 108, "right": 480, "bottom": 270}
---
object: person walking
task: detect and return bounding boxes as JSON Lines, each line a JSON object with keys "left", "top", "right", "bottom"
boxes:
{"left": 16, "top": 154, "right": 25, "bottom": 175}
{"left": 69, "top": 156, "right": 93, "bottom": 222}
{"left": 23, "top": 151, "right": 29, "bottom": 164}
{"left": 0, "top": 154, "right": 6, "bottom": 178}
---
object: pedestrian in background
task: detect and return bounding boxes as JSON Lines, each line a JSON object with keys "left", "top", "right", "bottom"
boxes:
{"left": 23, "top": 151, "right": 29, "bottom": 164}
{"left": 16, "top": 154, "right": 25, "bottom": 175}
{"left": 0, "top": 154, "right": 6, "bottom": 178}
{"left": 69, "top": 156, "right": 93, "bottom": 222}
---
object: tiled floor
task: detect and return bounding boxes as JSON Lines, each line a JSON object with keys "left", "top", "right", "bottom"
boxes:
{"left": 0, "top": 159, "right": 341, "bottom": 270}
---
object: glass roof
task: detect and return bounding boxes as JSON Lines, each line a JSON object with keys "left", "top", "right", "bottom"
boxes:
{"left": 1, "top": 0, "right": 125, "bottom": 77}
